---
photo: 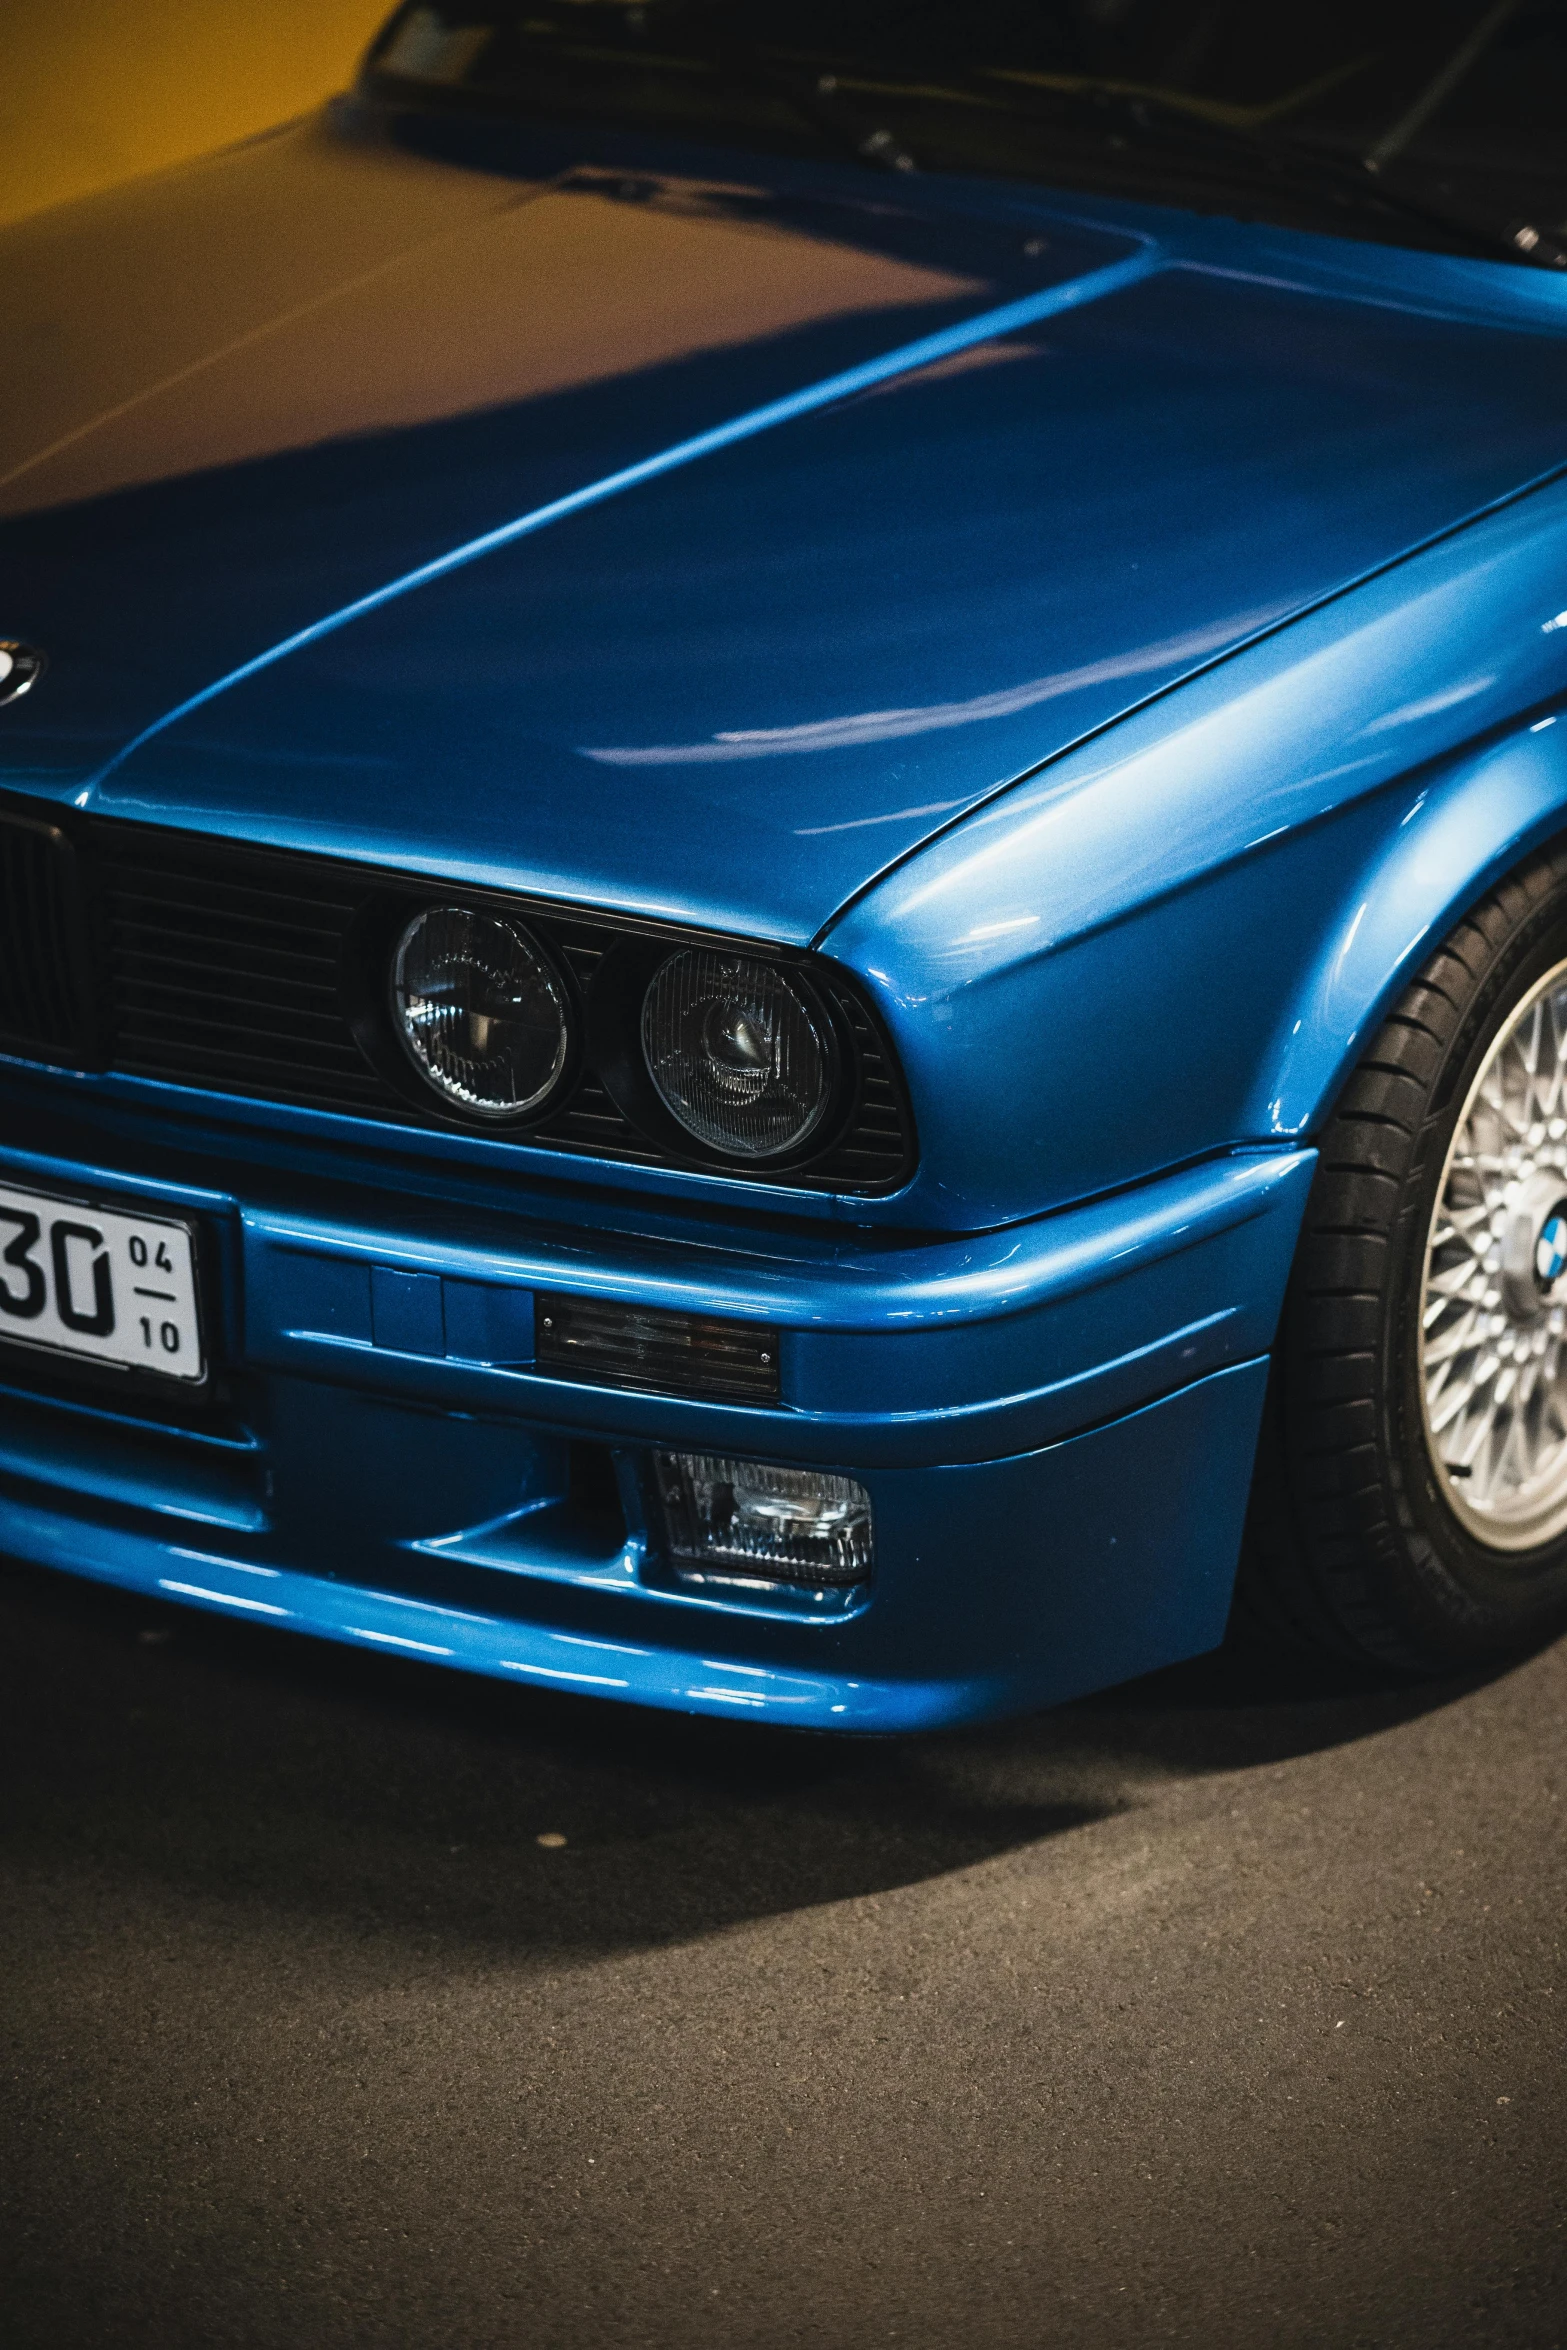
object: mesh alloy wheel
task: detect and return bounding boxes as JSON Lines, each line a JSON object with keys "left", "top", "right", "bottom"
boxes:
{"left": 1237, "top": 841, "right": 1567, "bottom": 1673}
{"left": 1420, "top": 958, "right": 1567, "bottom": 1549}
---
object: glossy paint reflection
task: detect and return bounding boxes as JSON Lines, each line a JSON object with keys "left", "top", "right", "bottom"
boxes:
{"left": 829, "top": 472, "right": 1567, "bottom": 1222}
{"left": 12, "top": 98, "right": 1567, "bottom": 1718}
{"left": 7, "top": 112, "right": 1567, "bottom": 951}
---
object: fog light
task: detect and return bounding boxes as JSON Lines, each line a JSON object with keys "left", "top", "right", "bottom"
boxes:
{"left": 654, "top": 1452, "right": 873, "bottom": 1587}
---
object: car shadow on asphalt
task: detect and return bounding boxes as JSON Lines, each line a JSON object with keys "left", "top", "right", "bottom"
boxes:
{"left": 0, "top": 1555, "right": 1504, "bottom": 1963}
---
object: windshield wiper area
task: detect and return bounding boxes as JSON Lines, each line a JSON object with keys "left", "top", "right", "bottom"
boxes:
{"left": 719, "top": 48, "right": 920, "bottom": 175}
{"left": 361, "top": 6, "right": 1567, "bottom": 272}
{"left": 764, "top": 60, "right": 1561, "bottom": 271}
{"left": 926, "top": 67, "right": 1555, "bottom": 269}
{"left": 1090, "top": 82, "right": 1567, "bottom": 271}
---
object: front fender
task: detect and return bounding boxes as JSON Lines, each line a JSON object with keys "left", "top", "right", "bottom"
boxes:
{"left": 1256, "top": 716, "right": 1567, "bottom": 1139}
{"left": 828, "top": 468, "right": 1567, "bottom": 1227}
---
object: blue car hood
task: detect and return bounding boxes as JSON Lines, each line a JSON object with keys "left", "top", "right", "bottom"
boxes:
{"left": 6, "top": 115, "right": 1567, "bottom": 942}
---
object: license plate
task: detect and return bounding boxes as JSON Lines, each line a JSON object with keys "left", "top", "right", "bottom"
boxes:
{"left": 0, "top": 1182, "right": 204, "bottom": 1383}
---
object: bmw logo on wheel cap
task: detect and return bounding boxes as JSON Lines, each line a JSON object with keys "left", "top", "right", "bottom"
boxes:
{"left": 0, "top": 642, "right": 45, "bottom": 706}
{"left": 1536, "top": 1207, "right": 1567, "bottom": 1288}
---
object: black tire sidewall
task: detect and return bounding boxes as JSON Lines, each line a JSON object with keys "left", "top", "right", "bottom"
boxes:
{"left": 1382, "top": 895, "right": 1567, "bottom": 1651}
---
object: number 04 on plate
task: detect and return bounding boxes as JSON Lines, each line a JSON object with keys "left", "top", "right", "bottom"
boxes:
{"left": 0, "top": 1183, "right": 204, "bottom": 1384}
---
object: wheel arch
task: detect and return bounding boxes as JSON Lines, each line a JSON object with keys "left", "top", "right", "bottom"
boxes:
{"left": 1248, "top": 707, "right": 1567, "bottom": 1148}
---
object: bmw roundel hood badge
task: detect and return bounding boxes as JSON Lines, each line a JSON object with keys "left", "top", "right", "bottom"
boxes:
{"left": 0, "top": 642, "right": 45, "bottom": 705}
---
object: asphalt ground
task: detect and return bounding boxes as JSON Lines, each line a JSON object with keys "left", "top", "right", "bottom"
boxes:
{"left": 0, "top": 1554, "right": 1563, "bottom": 2350}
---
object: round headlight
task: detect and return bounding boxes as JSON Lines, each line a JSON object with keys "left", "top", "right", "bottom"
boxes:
{"left": 641, "top": 949, "right": 831, "bottom": 1159}
{"left": 392, "top": 905, "right": 568, "bottom": 1118}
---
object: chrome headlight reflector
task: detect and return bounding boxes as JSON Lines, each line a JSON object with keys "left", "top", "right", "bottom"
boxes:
{"left": 640, "top": 949, "right": 830, "bottom": 1159}
{"left": 392, "top": 904, "right": 568, "bottom": 1118}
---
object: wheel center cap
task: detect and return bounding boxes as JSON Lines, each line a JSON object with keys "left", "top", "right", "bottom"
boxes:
{"left": 1500, "top": 1172, "right": 1567, "bottom": 1318}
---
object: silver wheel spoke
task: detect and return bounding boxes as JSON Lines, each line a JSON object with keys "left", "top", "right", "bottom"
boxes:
{"left": 1421, "top": 959, "right": 1567, "bottom": 1552}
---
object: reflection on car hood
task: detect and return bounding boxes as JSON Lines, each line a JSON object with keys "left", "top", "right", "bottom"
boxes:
{"left": 5, "top": 113, "right": 1567, "bottom": 942}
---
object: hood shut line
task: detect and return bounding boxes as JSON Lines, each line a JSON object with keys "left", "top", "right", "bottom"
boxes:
{"left": 89, "top": 241, "right": 1163, "bottom": 792}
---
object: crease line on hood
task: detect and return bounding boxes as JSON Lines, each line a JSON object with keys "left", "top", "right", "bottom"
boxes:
{"left": 85, "top": 241, "right": 1163, "bottom": 799}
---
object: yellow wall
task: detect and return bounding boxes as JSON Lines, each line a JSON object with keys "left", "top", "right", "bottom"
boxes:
{"left": 2, "top": 1, "right": 395, "bottom": 230}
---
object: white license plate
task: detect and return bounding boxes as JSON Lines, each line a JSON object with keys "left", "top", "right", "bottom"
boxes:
{"left": 0, "top": 1182, "right": 204, "bottom": 1383}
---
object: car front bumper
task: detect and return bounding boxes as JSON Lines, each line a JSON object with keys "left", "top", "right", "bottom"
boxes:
{"left": 0, "top": 1080, "right": 1313, "bottom": 1729}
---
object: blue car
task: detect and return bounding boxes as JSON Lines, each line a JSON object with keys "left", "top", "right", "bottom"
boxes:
{"left": 6, "top": 3, "right": 1567, "bottom": 1728}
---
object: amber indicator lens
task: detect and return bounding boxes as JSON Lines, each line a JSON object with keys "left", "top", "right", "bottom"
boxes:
{"left": 655, "top": 1451, "right": 873, "bottom": 1586}
{"left": 393, "top": 904, "right": 568, "bottom": 1117}
{"left": 536, "top": 1293, "right": 781, "bottom": 1402}
{"left": 641, "top": 949, "right": 830, "bottom": 1158}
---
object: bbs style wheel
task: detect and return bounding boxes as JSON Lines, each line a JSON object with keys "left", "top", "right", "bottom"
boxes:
{"left": 1240, "top": 840, "right": 1567, "bottom": 1672}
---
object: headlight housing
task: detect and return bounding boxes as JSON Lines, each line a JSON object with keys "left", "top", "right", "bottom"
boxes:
{"left": 392, "top": 904, "right": 568, "bottom": 1117}
{"left": 640, "top": 948, "right": 831, "bottom": 1159}
{"left": 353, "top": 877, "right": 908, "bottom": 1187}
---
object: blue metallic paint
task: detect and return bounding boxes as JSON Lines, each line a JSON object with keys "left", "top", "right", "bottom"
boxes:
{"left": 0, "top": 1362, "right": 1270, "bottom": 1729}
{"left": 837, "top": 473, "right": 1567, "bottom": 1224}
{"left": 6, "top": 105, "right": 1567, "bottom": 1721}
{"left": 0, "top": 1119, "right": 1310, "bottom": 1467}
{"left": 9, "top": 132, "right": 1567, "bottom": 952}
{"left": 0, "top": 1080, "right": 1306, "bottom": 1713}
{"left": 92, "top": 247, "right": 1165, "bottom": 792}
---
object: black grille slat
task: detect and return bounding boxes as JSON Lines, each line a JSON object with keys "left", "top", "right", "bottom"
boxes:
{"left": 116, "top": 1055, "right": 390, "bottom": 1107}
{"left": 109, "top": 865, "right": 356, "bottom": 909}
{"left": 0, "top": 812, "right": 93, "bottom": 1061}
{"left": 98, "top": 826, "right": 375, "bottom": 1112}
{"left": 111, "top": 886, "right": 345, "bottom": 921}
{"left": 115, "top": 1026, "right": 380, "bottom": 1074}
{"left": 826, "top": 994, "right": 909, "bottom": 1178}
{"left": 114, "top": 952, "right": 343, "bottom": 996}
{"left": 112, "top": 912, "right": 342, "bottom": 947}
{"left": 116, "top": 1023, "right": 379, "bottom": 1067}
{"left": 111, "top": 915, "right": 345, "bottom": 959}
{"left": 108, "top": 871, "right": 354, "bottom": 913}
{"left": 116, "top": 987, "right": 353, "bottom": 1040}
{"left": 0, "top": 811, "right": 916, "bottom": 1191}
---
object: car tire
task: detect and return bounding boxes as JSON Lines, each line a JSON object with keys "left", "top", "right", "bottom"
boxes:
{"left": 1236, "top": 837, "right": 1567, "bottom": 1674}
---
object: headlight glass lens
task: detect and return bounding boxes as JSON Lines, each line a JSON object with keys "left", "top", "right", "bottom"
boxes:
{"left": 641, "top": 949, "right": 830, "bottom": 1158}
{"left": 393, "top": 904, "right": 567, "bottom": 1117}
